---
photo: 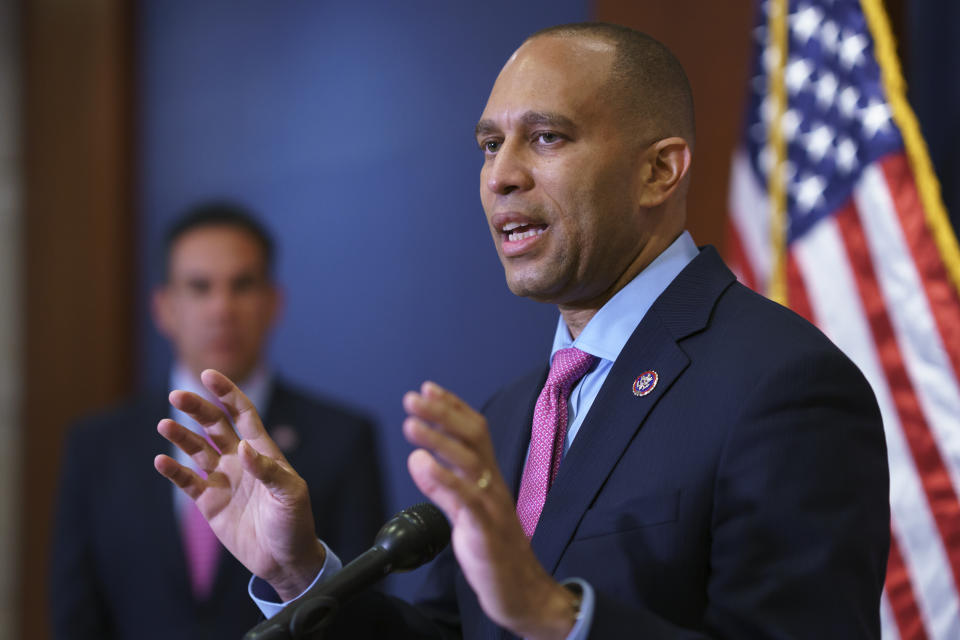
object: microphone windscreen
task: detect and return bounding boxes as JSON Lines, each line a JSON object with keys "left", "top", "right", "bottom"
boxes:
{"left": 375, "top": 502, "right": 451, "bottom": 571}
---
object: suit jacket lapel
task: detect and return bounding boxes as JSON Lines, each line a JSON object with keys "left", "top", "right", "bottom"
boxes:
{"left": 529, "top": 246, "right": 736, "bottom": 574}
{"left": 486, "top": 367, "right": 548, "bottom": 498}
{"left": 529, "top": 311, "right": 689, "bottom": 573}
{"left": 471, "top": 247, "right": 735, "bottom": 638}
{"left": 135, "top": 394, "right": 194, "bottom": 599}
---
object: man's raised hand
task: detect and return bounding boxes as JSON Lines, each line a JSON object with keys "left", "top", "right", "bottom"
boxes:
{"left": 402, "top": 382, "right": 578, "bottom": 640}
{"left": 153, "top": 368, "right": 324, "bottom": 600}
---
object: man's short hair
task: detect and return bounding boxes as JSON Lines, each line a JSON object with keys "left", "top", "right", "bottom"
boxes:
{"left": 161, "top": 200, "right": 276, "bottom": 282}
{"left": 528, "top": 22, "right": 695, "bottom": 146}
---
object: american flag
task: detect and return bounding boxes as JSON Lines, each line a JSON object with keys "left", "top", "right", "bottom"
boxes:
{"left": 726, "top": 0, "right": 960, "bottom": 637}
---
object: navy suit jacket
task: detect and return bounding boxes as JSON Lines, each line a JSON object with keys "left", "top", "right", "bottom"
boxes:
{"left": 327, "top": 247, "right": 889, "bottom": 639}
{"left": 50, "top": 379, "right": 386, "bottom": 640}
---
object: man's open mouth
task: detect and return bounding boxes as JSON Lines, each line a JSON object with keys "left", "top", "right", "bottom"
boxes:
{"left": 502, "top": 221, "right": 547, "bottom": 242}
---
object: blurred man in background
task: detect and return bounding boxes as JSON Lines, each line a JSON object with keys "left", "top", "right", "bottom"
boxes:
{"left": 50, "top": 202, "right": 385, "bottom": 640}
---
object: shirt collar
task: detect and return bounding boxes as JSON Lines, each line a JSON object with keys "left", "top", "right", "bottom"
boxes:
{"left": 550, "top": 231, "right": 699, "bottom": 363}
{"left": 170, "top": 362, "right": 272, "bottom": 414}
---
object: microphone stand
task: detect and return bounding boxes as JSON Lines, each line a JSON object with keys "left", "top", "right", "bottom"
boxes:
{"left": 243, "top": 502, "right": 450, "bottom": 640}
{"left": 288, "top": 547, "right": 391, "bottom": 638}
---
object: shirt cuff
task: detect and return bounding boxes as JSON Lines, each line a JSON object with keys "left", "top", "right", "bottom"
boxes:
{"left": 248, "top": 541, "right": 342, "bottom": 619}
{"left": 562, "top": 578, "right": 595, "bottom": 640}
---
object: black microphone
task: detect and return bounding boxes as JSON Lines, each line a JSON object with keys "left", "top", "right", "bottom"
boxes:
{"left": 244, "top": 502, "right": 451, "bottom": 640}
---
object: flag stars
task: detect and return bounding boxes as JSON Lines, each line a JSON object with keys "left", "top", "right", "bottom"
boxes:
{"left": 757, "top": 148, "right": 795, "bottom": 185}
{"left": 838, "top": 86, "right": 861, "bottom": 118}
{"left": 763, "top": 43, "right": 784, "bottom": 73}
{"left": 785, "top": 57, "right": 814, "bottom": 94}
{"left": 820, "top": 20, "right": 841, "bottom": 54}
{"left": 790, "top": 4, "right": 823, "bottom": 44}
{"left": 839, "top": 31, "right": 869, "bottom": 70}
{"left": 836, "top": 137, "right": 859, "bottom": 173}
{"left": 758, "top": 145, "right": 775, "bottom": 175}
{"left": 781, "top": 109, "right": 803, "bottom": 141}
{"left": 815, "top": 72, "right": 839, "bottom": 109}
{"left": 861, "top": 98, "right": 892, "bottom": 138}
{"left": 803, "top": 124, "right": 835, "bottom": 163}
{"left": 793, "top": 174, "right": 827, "bottom": 213}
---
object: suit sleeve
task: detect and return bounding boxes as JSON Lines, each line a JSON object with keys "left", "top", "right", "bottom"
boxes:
{"left": 319, "top": 416, "right": 387, "bottom": 563}
{"left": 49, "top": 423, "right": 115, "bottom": 640}
{"left": 587, "top": 348, "right": 889, "bottom": 638}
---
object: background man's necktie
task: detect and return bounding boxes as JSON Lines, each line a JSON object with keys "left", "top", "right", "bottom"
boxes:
{"left": 516, "top": 347, "right": 597, "bottom": 539}
{"left": 181, "top": 499, "right": 220, "bottom": 600}
{"left": 178, "top": 428, "right": 221, "bottom": 601}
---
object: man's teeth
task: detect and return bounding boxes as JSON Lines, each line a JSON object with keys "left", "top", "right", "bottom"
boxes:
{"left": 507, "top": 227, "right": 545, "bottom": 242}
{"left": 502, "top": 222, "right": 524, "bottom": 231}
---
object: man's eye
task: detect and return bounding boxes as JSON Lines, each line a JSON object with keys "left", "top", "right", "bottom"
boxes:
{"left": 186, "top": 281, "right": 210, "bottom": 295}
{"left": 480, "top": 139, "right": 501, "bottom": 153}
{"left": 233, "top": 275, "right": 258, "bottom": 293}
{"left": 536, "top": 132, "right": 560, "bottom": 144}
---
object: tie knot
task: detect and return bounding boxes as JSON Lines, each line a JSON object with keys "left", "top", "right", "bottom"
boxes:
{"left": 546, "top": 347, "right": 597, "bottom": 392}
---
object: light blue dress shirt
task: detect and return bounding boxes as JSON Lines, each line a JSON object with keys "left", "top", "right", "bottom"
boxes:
{"left": 551, "top": 231, "right": 700, "bottom": 455}
{"left": 251, "top": 232, "right": 700, "bottom": 638}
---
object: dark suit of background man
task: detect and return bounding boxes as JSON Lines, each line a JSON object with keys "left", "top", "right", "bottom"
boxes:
{"left": 51, "top": 203, "right": 385, "bottom": 640}
{"left": 156, "top": 23, "right": 890, "bottom": 639}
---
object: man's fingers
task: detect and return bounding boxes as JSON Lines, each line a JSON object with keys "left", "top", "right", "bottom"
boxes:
{"left": 408, "top": 449, "right": 465, "bottom": 517}
{"left": 403, "top": 416, "right": 478, "bottom": 473}
{"left": 168, "top": 390, "right": 240, "bottom": 454}
{"left": 404, "top": 385, "right": 487, "bottom": 445}
{"left": 154, "top": 454, "right": 206, "bottom": 500}
{"left": 420, "top": 381, "right": 471, "bottom": 411}
{"left": 408, "top": 448, "right": 499, "bottom": 523}
{"left": 157, "top": 419, "right": 221, "bottom": 473}
{"left": 403, "top": 384, "right": 460, "bottom": 425}
{"left": 201, "top": 370, "right": 282, "bottom": 456}
{"left": 238, "top": 440, "right": 305, "bottom": 504}
{"left": 403, "top": 385, "right": 497, "bottom": 471}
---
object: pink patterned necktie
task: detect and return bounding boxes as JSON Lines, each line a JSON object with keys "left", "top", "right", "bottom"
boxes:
{"left": 180, "top": 431, "right": 221, "bottom": 601}
{"left": 516, "top": 347, "right": 597, "bottom": 539}
{"left": 181, "top": 499, "right": 220, "bottom": 600}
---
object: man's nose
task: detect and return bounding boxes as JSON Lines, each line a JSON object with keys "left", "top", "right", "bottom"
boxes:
{"left": 208, "top": 287, "right": 238, "bottom": 317}
{"left": 485, "top": 139, "right": 534, "bottom": 196}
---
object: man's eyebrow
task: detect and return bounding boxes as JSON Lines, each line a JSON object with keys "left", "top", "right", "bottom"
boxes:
{"left": 475, "top": 111, "right": 577, "bottom": 138}
{"left": 475, "top": 119, "right": 499, "bottom": 138}
{"left": 519, "top": 111, "right": 576, "bottom": 132}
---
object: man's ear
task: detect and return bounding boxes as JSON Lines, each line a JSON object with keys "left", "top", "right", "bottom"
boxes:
{"left": 637, "top": 137, "right": 692, "bottom": 208}
{"left": 151, "top": 286, "right": 175, "bottom": 338}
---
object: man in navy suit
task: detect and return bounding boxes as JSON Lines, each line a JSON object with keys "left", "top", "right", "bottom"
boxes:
{"left": 155, "top": 24, "right": 889, "bottom": 638}
{"left": 51, "top": 203, "right": 385, "bottom": 639}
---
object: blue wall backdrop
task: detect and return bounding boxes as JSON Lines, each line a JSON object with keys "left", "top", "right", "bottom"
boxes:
{"left": 137, "top": 0, "right": 588, "bottom": 593}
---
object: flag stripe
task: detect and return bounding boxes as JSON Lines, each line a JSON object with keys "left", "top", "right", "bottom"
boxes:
{"left": 879, "top": 155, "right": 960, "bottom": 390}
{"left": 836, "top": 201, "right": 960, "bottom": 636}
{"left": 785, "top": 252, "right": 815, "bottom": 324}
{"left": 881, "top": 593, "right": 904, "bottom": 640}
{"left": 854, "top": 163, "right": 960, "bottom": 502}
{"left": 728, "top": 150, "right": 771, "bottom": 291}
{"left": 887, "top": 523, "right": 930, "bottom": 640}
{"left": 725, "top": 215, "right": 758, "bottom": 291}
{"left": 791, "top": 211, "right": 958, "bottom": 637}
